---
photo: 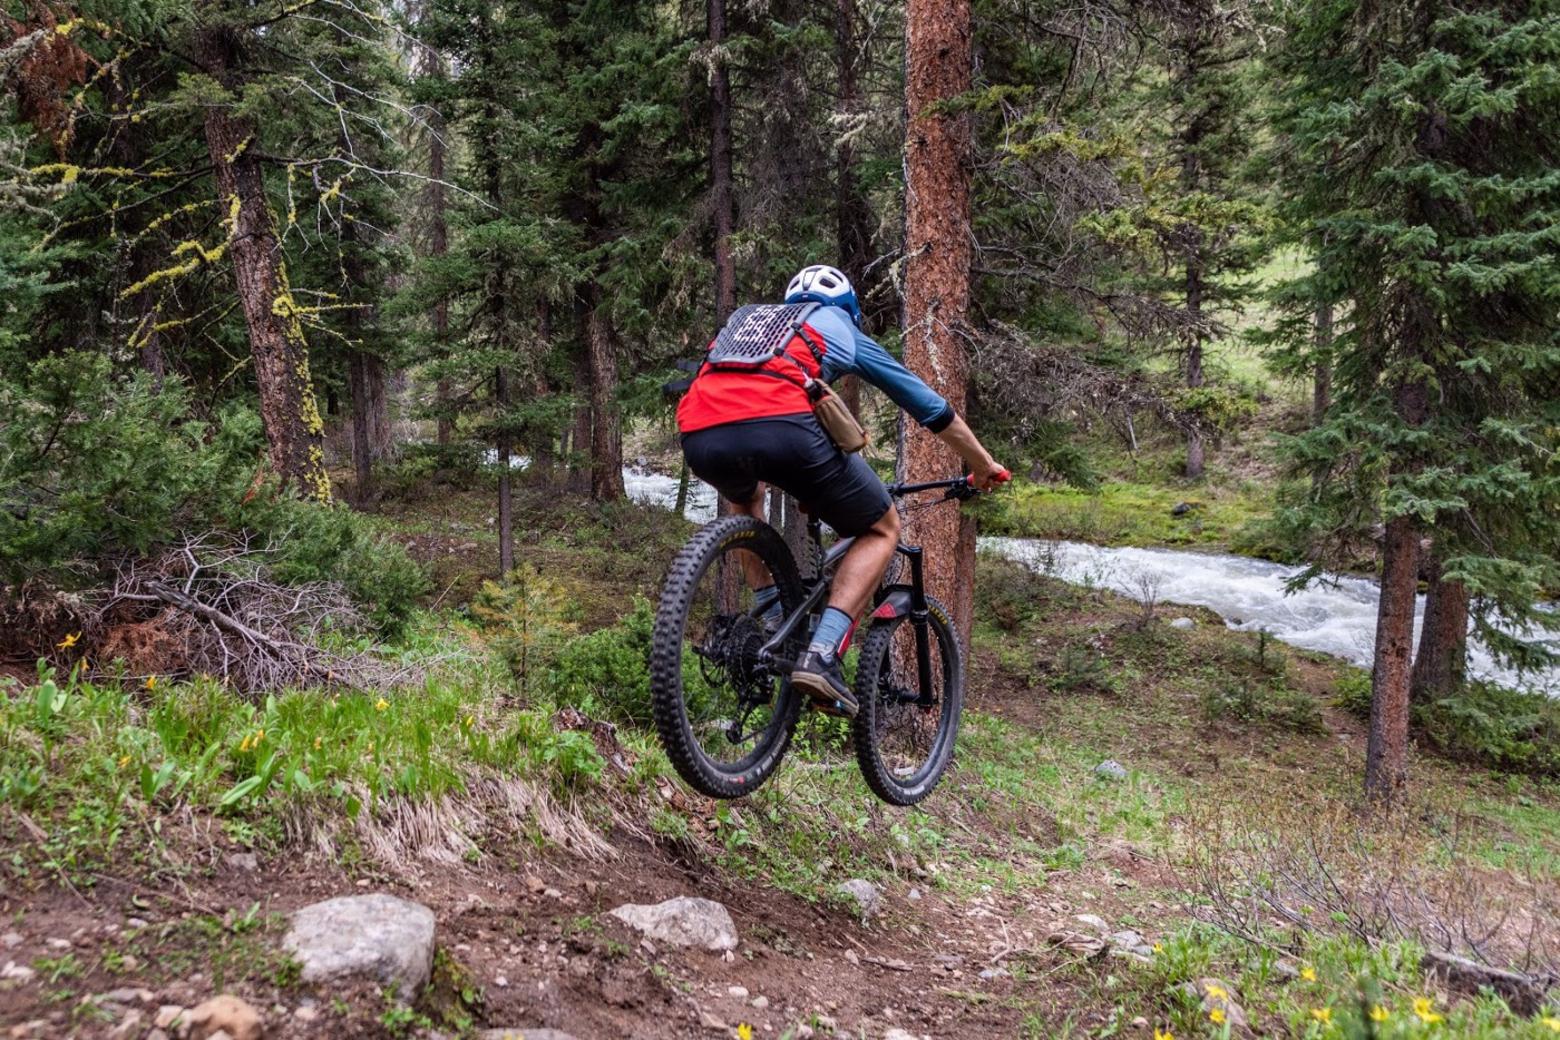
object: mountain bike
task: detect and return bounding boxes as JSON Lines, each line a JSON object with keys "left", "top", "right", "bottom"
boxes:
{"left": 649, "top": 475, "right": 983, "bottom": 806}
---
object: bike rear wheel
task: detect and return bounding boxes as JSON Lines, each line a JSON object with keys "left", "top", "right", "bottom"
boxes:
{"left": 650, "top": 516, "right": 806, "bottom": 798}
{"left": 851, "top": 596, "right": 963, "bottom": 805}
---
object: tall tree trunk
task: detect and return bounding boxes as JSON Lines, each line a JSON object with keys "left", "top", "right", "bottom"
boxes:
{"left": 1364, "top": 378, "right": 1429, "bottom": 805}
{"left": 495, "top": 365, "right": 514, "bottom": 573}
{"left": 709, "top": 0, "right": 736, "bottom": 321}
{"left": 199, "top": 26, "right": 330, "bottom": 502}
{"left": 1412, "top": 555, "right": 1468, "bottom": 704}
{"left": 1184, "top": 259, "right": 1205, "bottom": 479}
{"left": 834, "top": 0, "right": 871, "bottom": 416}
{"left": 425, "top": 60, "right": 454, "bottom": 447}
{"left": 1312, "top": 300, "right": 1333, "bottom": 424}
{"left": 900, "top": 0, "right": 975, "bottom": 642}
{"left": 585, "top": 295, "right": 625, "bottom": 501}
{"left": 349, "top": 352, "right": 375, "bottom": 503}
{"left": 567, "top": 347, "right": 593, "bottom": 494}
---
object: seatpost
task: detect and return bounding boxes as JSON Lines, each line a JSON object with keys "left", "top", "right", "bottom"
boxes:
{"left": 903, "top": 546, "right": 936, "bottom": 707}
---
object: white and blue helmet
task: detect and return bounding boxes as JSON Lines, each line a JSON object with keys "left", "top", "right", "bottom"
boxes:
{"left": 784, "top": 264, "right": 861, "bottom": 325}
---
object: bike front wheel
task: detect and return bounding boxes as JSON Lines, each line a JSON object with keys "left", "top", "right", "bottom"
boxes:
{"left": 851, "top": 596, "right": 964, "bottom": 805}
{"left": 650, "top": 516, "right": 806, "bottom": 799}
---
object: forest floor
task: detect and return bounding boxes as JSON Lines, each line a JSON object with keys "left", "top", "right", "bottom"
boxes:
{"left": 1, "top": 484, "right": 1557, "bottom": 1040}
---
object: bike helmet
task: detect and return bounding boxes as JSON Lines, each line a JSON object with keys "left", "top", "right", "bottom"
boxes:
{"left": 784, "top": 264, "right": 861, "bottom": 325}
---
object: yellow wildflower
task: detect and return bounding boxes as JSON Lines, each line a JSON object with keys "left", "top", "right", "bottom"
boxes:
{"left": 240, "top": 735, "right": 252, "bottom": 753}
{"left": 1300, "top": 966, "right": 1317, "bottom": 982}
{"left": 1153, "top": 942, "right": 1164, "bottom": 954}
{"left": 1370, "top": 1006, "right": 1390, "bottom": 1023}
{"left": 1413, "top": 997, "right": 1443, "bottom": 1024}
{"left": 255, "top": 729, "right": 265, "bottom": 744}
{"left": 1205, "top": 984, "right": 1229, "bottom": 1001}
{"left": 1154, "top": 1031, "right": 1174, "bottom": 1040}
{"left": 314, "top": 737, "right": 322, "bottom": 750}
{"left": 1311, "top": 1008, "right": 1332, "bottom": 1024}
{"left": 117, "top": 754, "right": 131, "bottom": 769}
{"left": 56, "top": 632, "right": 80, "bottom": 650}
{"left": 375, "top": 697, "right": 389, "bottom": 712}
{"left": 144, "top": 674, "right": 158, "bottom": 691}
{"left": 1209, "top": 1008, "right": 1226, "bottom": 1025}
{"left": 1540, "top": 1016, "right": 1560, "bottom": 1033}
{"left": 737, "top": 1025, "right": 753, "bottom": 1040}
{"left": 464, "top": 714, "right": 475, "bottom": 728}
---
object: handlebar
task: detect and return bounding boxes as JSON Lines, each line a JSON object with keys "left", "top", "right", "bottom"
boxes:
{"left": 886, "top": 469, "right": 1012, "bottom": 501}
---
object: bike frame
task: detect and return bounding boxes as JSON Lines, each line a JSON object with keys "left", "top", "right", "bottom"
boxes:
{"left": 756, "top": 476, "right": 975, "bottom": 706}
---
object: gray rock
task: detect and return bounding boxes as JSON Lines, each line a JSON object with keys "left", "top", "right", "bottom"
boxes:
{"left": 283, "top": 893, "right": 437, "bottom": 997}
{"left": 1421, "top": 950, "right": 1556, "bottom": 1016}
{"left": 479, "top": 1031, "right": 580, "bottom": 1040}
{"left": 751, "top": 995, "right": 769, "bottom": 1010}
{"left": 1105, "top": 929, "right": 1155, "bottom": 961}
{"left": 106, "top": 1009, "right": 144, "bottom": 1040}
{"left": 1, "top": 960, "right": 36, "bottom": 983}
{"left": 835, "top": 879, "right": 882, "bottom": 919}
{"left": 224, "top": 853, "right": 259, "bottom": 872}
{"left": 1169, "top": 617, "right": 1195, "bottom": 630}
{"left": 1073, "top": 914, "right": 1111, "bottom": 934}
{"left": 607, "top": 896, "right": 737, "bottom": 952}
{"left": 1093, "top": 760, "right": 1129, "bottom": 781}
{"left": 978, "top": 967, "right": 1008, "bottom": 981}
{"left": 1179, "top": 978, "right": 1247, "bottom": 1032}
{"left": 0, "top": 931, "right": 21, "bottom": 949}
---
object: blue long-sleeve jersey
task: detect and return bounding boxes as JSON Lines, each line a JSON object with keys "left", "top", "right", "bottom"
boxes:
{"left": 805, "top": 306, "right": 955, "bottom": 432}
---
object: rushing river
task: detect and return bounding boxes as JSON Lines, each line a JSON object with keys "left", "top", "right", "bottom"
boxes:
{"left": 621, "top": 468, "right": 1559, "bottom": 696}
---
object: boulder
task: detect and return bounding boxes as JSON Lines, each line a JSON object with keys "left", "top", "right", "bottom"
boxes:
{"left": 1168, "top": 617, "right": 1195, "bottom": 630}
{"left": 607, "top": 896, "right": 737, "bottom": 952}
{"left": 283, "top": 893, "right": 437, "bottom": 997}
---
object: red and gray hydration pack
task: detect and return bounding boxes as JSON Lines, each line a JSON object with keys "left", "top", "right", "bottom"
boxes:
{"left": 674, "top": 302, "right": 828, "bottom": 434}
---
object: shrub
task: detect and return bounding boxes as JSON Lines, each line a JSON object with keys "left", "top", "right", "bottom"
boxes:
{"left": 544, "top": 599, "right": 655, "bottom": 725}
{"left": 470, "top": 566, "right": 578, "bottom": 696}
{"left": 0, "top": 353, "right": 426, "bottom": 638}
{"left": 1415, "top": 681, "right": 1560, "bottom": 776}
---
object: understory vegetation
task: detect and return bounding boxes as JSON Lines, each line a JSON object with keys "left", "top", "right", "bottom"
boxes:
{"left": 2, "top": 489, "right": 1556, "bottom": 1037}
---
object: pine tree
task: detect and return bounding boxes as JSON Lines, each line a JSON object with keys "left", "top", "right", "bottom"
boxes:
{"left": 1273, "top": 0, "right": 1560, "bottom": 803}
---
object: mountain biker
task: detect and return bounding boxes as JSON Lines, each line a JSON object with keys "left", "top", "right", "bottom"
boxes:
{"left": 676, "top": 264, "right": 1008, "bottom": 718}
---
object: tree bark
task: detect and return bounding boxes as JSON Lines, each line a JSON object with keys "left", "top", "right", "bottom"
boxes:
{"left": 349, "top": 352, "right": 375, "bottom": 503}
{"left": 900, "top": 0, "right": 975, "bottom": 642}
{"left": 1312, "top": 300, "right": 1333, "bottom": 424}
{"left": 423, "top": 48, "right": 455, "bottom": 447}
{"left": 585, "top": 295, "right": 625, "bottom": 501}
{"left": 1412, "top": 556, "right": 1468, "bottom": 704}
{"left": 496, "top": 365, "right": 514, "bottom": 574}
{"left": 709, "top": 0, "right": 736, "bottom": 321}
{"left": 1184, "top": 258, "right": 1205, "bottom": 479}
{"left": 199, "top": 26, "right": 330, "bottom": 502}
{"left": 1364, "top": 378, "right": 1429, "bottom": 805}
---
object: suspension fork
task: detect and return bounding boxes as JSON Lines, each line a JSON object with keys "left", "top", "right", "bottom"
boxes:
{"left": 901, "top": 545, "right": 936, "bottom": 707}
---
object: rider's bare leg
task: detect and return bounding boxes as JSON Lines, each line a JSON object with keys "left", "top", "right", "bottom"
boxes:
{"left": 824, "top": 505, "right": 899, "bottom": 623}
{"left": 733, "top": 486, "right": 771, "bottom": 589}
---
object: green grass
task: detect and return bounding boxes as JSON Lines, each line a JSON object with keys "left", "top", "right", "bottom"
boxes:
{"left": 981, "top": 478, "right": 1273, "bottom": 551}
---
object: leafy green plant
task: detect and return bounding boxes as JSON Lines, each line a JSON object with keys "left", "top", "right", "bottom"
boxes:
{"left": 544, "top": 598, "right": 655, "bottom": 724}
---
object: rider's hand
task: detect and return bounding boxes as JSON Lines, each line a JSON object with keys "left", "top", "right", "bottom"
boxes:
{"left": 969, "top": 460, "right": 1011, "bottom": 492}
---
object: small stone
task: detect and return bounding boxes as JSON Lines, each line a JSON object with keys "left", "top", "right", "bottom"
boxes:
{"left": 44, "top": 938, "right": 70, "bottom": 950}
{"left": 844, "top": 950, "right": 859, "bottom": 965}
{"left": 1180, "top": 978, "right": 1247, "bottom": 1033}
{"left": 102, "top": 987, "right": 156, "bottom": 1005}
{"left": 107, "top": 1010, "right": 145, "bottom": 1040}
{"left": 127, "top": 918, "right": 149, "bottom": 930}
{"left": 751, "top": 996, "right": 769, "bottom": 1010}
{"left": 185, "top": 994, "right": 264, "bottom": 1040}
{"left": 1272, "top": 958, "right": 1301, "bottom": 982}
{"left": 525, "top": 876, "right": 546, "bottom": 894}
{"left": 883, "top": 1031, "right": 921, "bottom": 1040}
{"left": 1093, "top": 760, "right": 1129, "bottom": 780}
{"left": 727, "top": 985, "right": 749, "bottom": 1000}
{"left": 906, "top": 888, "right": 921, "bottom": 902}
{"left": 478, "top": 1031, "right": 580, "bottom": 1040}
{"left": 354, "top": 878, "right": 370, "bottom": 887}
{"left": 1130, "top": 1016, "right": 1148, "bottom": 1029}
{"left": 543, "top": 888, "right": 563, "bottom": 900}
{"left": 1073, "top": 914, "right": 1110, "bottom": 934}
{"left": 1169, "top": 617, "right": 1195, "bottom": 630}
{"left": 225, "top": 853, "right": 259, "bottom": 872}
{"left": 699, "top": 1010, "right": 727, "bottom": 1031}
{"left": 494, "top": 976, "right": 509, "bottom": 988}
{"left": 1, "top": 961, "right": 36, "bottom": 983}
{"left": 835, "top": 879, "right": 882, "bottom": 919}
{"left": 607, "top": 896, "right": 737, "bottom": 952}
{"left": 7, "top": 1021, "right": 47, "bottom": 1038}
{"left": 293, "top": 1007, "right": 319, "bottom": 1023}
{"left": 978, "top": 968, "right": 1008, "bottom": 981}
{"left": 0, "top": 932, "right": 21, "bottom": 949}
{"left": 154, "top": 1006, "right": 187, "bottom": 1030}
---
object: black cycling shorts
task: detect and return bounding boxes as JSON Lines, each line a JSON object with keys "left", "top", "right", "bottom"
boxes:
{"left": 681, "top": 414, "right": 892, "bottom": 537}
